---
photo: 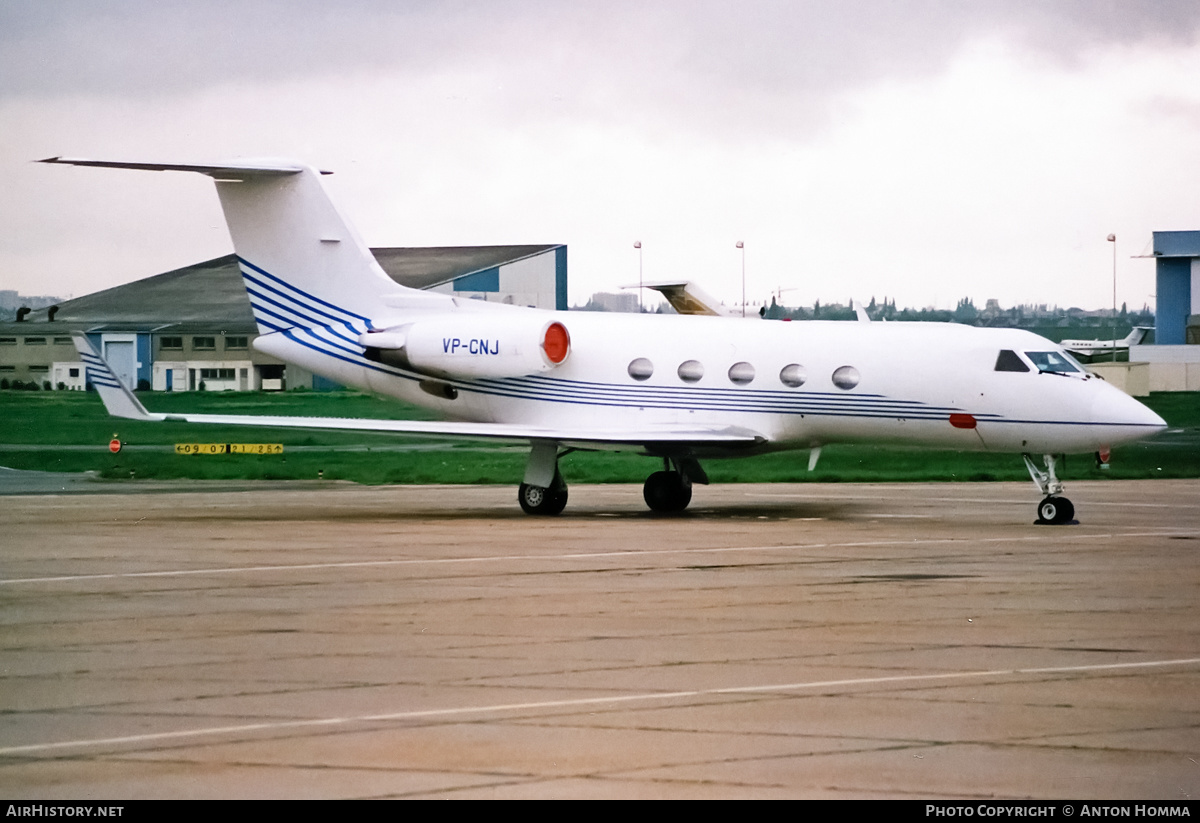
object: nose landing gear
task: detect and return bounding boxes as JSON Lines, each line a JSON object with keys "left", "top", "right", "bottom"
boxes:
{"left": 1036, "top": 495, "right": 1074, "bottom": 525}
{"left": 1023, "top": 453, "right": 1075, "bottom": 525}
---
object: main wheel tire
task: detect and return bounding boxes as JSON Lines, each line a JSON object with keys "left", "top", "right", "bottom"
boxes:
{"left": 518, "top": 480, "right": 569, "bottom": 515}
{"left": 545, "top": 485, "right": 568, "bottom": 515}
{"left": 1037, "top": 496, "right": 1074, "bottom": 525}
{"left": 519, "top": 482, "right": 547, "bottom": 514}
{"left": 643, "top": 471, "right": 692, "bottom": 513}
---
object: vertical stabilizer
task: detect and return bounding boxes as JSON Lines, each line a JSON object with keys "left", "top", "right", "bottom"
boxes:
{"left": 213, "top": 165, "right": 401, "bottom": 332}
{"left": 71, "top": 334, "right": 154, "bottom": 421}
{"left": 40, "top": 158, "right": 403, "bottom": 333}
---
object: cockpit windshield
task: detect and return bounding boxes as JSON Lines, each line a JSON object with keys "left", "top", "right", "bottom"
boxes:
{"left": 1025, "top": 350, "right": 1082, "bottom": 374}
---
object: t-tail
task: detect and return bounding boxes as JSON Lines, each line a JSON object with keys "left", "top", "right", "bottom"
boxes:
{"left": 39, "top": 157, "right": 404, "bottom": 335}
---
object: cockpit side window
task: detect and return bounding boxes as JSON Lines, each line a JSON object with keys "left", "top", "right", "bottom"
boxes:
{"left": 1025, "top": 350, "right": 1081, "bottom": 374}
{"left": 995, "top": 350, "right": 1030, "bottom": 372}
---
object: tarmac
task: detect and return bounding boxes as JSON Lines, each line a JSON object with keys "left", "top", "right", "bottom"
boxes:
{"left": 1, "top": 474, "right": 1198, "bottom": 799}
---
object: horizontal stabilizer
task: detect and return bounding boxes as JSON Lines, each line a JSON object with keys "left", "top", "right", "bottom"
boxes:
{"left": 43, "top": 155, "right": 401, "bottom": 333}
{"left": 38, "top": 157, "right": 322, "bottom": 179}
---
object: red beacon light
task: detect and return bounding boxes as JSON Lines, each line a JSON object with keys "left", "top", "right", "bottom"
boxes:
{"left": 542, "top": 322, "right": 570, "bottom": 365}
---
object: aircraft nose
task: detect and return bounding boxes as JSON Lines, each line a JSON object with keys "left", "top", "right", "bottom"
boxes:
{"left": 1093, "top": 384, "right": 1166, "bottom": 437}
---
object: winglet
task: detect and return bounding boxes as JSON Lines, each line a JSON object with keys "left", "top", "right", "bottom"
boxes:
{"left": 72, "top": 335, "right": 154, "bottom": 420}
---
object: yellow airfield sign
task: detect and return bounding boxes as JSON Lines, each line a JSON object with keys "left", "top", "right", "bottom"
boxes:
{"left": 175, "top": 444, "right": 284, "bottom": 455}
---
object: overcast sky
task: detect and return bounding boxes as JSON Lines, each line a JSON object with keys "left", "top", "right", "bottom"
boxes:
{"left": 4, "top": 0, "right": 1200, "bottom": 311}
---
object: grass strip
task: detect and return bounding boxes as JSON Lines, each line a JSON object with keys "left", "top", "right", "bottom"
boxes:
{"left": 2, "top": 390, "right": 1196, "bottom": 485}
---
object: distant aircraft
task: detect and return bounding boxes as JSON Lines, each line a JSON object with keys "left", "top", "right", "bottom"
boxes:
{"left": 1060, "top": 327, "right": 1153, "bottom": 362}
{"left": 43, "top": 157, "right": 1166, "bottom": 524}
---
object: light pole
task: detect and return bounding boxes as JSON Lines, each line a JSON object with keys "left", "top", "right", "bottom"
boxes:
{"left": 736, "top": 241, "right": 745, "bottom": 317}
{"left": 634, "top": 241, "right": 642, "bottom": 313}
{"left": 1107, "top": 233, "right": 1117, "bottom": 361}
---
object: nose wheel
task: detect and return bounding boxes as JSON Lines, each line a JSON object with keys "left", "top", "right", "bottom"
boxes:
{"left": 1037, "top": 495, "right": 1074, "bottom": 525}
{"left": 1024, "top": 454, "right": 1075, "bottom": 525}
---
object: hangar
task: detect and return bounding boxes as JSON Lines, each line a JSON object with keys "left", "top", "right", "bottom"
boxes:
{"left": 0, "top": 245, "right": 566, "bottom": 391}
{"left": 5, "top": 229, "right": 1198, "bottom": 395}
{"left": 1128, "top": 230, "right": 1200, "bottom": 391}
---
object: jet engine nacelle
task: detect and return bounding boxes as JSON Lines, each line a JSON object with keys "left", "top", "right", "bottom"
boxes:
{"left": 361, "top": 315, "right": 571, "bottom": 379}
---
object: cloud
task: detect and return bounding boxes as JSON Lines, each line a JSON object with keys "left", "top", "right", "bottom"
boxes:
{"left": 6, "top": 2, "right": 1198, "bottom": 107}
{"left": 4, "top": 1, "right": 1200, "bottom": 309}
{"left": 4, "top": 1, "right": 1198, "bottom": 156}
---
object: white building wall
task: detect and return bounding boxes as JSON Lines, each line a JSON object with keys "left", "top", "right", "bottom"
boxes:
{"left": 497, "top": 254, "right": 557, "bottom": 309}
{"left": 51, "top": 361, "right": 86, "bottom": 390}
{"left": 1087, "top": 361, "right": 1151, "bottom": 397}
{"left": 1129, "top": 344, "right": 1200, "bottom": 391}
{"left": 430, "top": 249, "right": 558, "bottom": 309}
{"left": 152, "top": 359, "right": 254, "bottom": 391}
{"left": 1193, "top": 258, "right": 1200, "bottom": 315}
{"left": 152, "top": 361, "right": 187, "bottom": 392}
{"left": 195, "top": 360, "right": 253, "bottom": 391}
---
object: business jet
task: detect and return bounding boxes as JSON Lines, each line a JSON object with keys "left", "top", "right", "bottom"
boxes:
{"left": 1061, "top": 327, "right": 1153, "bottom": 362}
{"left": 42, "top": 157, "right": 1167, "bottom": 524}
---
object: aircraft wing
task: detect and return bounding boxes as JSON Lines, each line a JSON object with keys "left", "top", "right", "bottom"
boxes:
{"left": 73, "top": 335, "right": 764, "bottom": 450}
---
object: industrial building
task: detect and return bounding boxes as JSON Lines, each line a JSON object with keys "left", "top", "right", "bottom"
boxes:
{"left": 0, "top": 245, "right": 566, "bottom": 391}
{"left": 4, "top": 227, "right": 1199, "bottom": 396}
{"left": 1122, "top": 230, "right": 1200, "bottom": 391}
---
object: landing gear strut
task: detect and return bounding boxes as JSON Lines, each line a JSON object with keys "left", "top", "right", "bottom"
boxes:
{"left": 1023, "top": 453, "right": 1075, "bottom": 525}
{"left": 643, "top": 457, "right": 707, "bottom": 513}
{"left": 518, "top": 440, "right": 569, "bottom": 516}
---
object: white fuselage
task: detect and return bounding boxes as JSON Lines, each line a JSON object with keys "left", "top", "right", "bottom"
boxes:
{"left": 254, "top": 302, "right": 1164, "bottom": 457}
{"left": 43, "top": 156, "right": 1169, "bottom": 516}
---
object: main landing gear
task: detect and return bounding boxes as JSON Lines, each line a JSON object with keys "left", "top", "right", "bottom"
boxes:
{"left": 518, "top": 473, "right": 568, "bottom": 515}
{"left": 640, "top": 456, "right": 710, "bottom": 513}
{"left": 1023, "top": 453, "right": 1075, "bottom": 525}
{"left": 517, "top": 443, "right": 707, "bottom": 516}
{"left": 518, "top": 440, "right": 570, "bottom": 515}
{"left": 643, "top": 468, "right": 691, "bottom": 512}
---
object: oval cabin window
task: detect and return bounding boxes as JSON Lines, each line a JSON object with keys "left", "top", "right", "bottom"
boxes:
{"left": 779, "top": 363, "right": 806, "bottom": 387}
{"left": 831, "top": 365, "right": 860, "bottom": 390}
{"left": 728, "top": 361, "right": 755, "bottom": 385}
{"left": 628, "top": 357, "right": 654, "bottom": 381}
{"left": 677, "top": 360, "right": 704, "bottom": 383}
